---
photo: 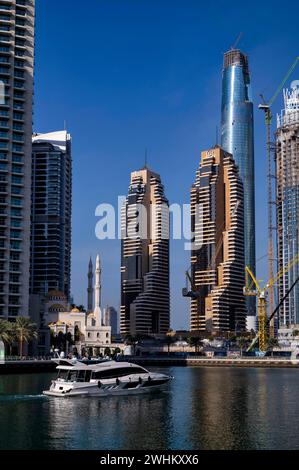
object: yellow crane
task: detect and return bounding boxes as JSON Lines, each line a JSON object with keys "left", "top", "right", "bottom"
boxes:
{"left": 244, "top": 253, "right": 299, "bottom": 351}
{"left": 258, "top": 56, "right": 299, "bottom": 337}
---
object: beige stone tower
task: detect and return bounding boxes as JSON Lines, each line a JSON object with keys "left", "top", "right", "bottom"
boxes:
{"left": 120, "top": 166, "right": 170, "bottom": 336}
{"left": 190, "top": 146, "right": 246, "bottom": 333}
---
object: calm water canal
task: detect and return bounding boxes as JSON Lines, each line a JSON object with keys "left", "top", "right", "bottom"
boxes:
{"left": 0, "top": 367, "right": 299, "bottom": 450}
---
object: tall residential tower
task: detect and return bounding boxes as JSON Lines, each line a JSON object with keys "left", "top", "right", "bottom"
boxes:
{"left": 0, "top": 0, "right": 35, "bottom": 319}
{"left": 30, "top": 131, "right": 72, "bottom": 300}
{"left": 276, "top": 82, "right": 299, "bottom": 325}
{"left": 221, "top": 49, "right": 256, "bottom": 322}
{"left": 190, "top": 146, "right": 246, "bottom": 333}
{"left": 120, "top": 167, "right": 170, "bottom": 336}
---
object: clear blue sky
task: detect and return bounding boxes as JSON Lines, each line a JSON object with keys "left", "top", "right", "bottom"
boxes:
{"left": 34, "top": 0, "right": 299, "bottom": 329}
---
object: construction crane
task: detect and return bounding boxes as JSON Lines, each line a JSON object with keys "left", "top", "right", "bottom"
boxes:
{"left": 244, "top": 253, "right": 299, "bottom": 351}
{"left": 231, "top": 32, "right": 243, "bottom": 50}
{"left": 182, "top": 267, "right": 201, "bottom": 331}
{"left": 258, "top": 56, "right": 299, "bottom": 338}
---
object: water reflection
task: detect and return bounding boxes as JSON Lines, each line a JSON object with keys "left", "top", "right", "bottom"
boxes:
{"left": 0, "top": 368, "right": 299, "bottom": 450}
{"left": 47, "top": 393, "right": 172, "bottom": 450}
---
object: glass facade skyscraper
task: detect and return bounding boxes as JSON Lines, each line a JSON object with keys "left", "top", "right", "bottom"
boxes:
{"left": 30, "top": 131, "right": 72, "bottom": 300}
{"left": 221, "top": 49, "right": 256, "bottom": 319}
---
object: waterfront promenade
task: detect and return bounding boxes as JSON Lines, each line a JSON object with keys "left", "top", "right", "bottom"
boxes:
{"left": 120, "top": 356, "right": 299, "bottom": 368}
{"left": 1, "top": 355, "right": 299, "bottom": 373}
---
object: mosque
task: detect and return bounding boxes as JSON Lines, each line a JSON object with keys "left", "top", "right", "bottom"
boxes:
{"left": 46, "top": 255, "right": 112, "bottom": 355}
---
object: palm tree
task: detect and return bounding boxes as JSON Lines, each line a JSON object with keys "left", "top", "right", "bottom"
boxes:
{"left": 187, "top": 336, "right": 202, "bottom": 353}
{"left": 267, "top": 337, "right": 279, "bottom": 357}
{"left": 164, "top": 335, "right": 173, "bottom": 355}
{"left": 124, "top": 334, "right": 139, "bottom": 355}
{"left": 238, "top": 337, "right": 247, "bottom": 357}
{"left": 112, "top": 347, "right": 121, "bottom": 358}
{"left": 0, "top": 320, "right": 16, "bottom": 356}
{"left": 0, "top": 320, "right": 10, "bottom": 344}
{"left": 14, "top": 317, "right": 38, "bottom": 357}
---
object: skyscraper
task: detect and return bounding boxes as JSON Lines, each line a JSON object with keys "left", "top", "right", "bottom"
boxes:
{"left": 276, "top": 83, "right": 299, "bottom": 325}
{"left": 0, "top": 0, "right": 35, "bottom": 319}
{"left": 120, "top": 166, "right": 170, "bottom": 336}
{"left": 221, "top": 49, "right": 256, "bottom": 321}
{"left": 104, "top": 305, "right": 118, "bottom": 336}
{"left": 30, "top": 131, "right": 72, "bottom": 299}
{"left": 190, "top": 146, "right": 246, "bottom": 333}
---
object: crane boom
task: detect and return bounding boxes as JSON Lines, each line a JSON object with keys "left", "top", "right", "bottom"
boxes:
{"left": 247, "top": 275, "right": 299, "bottom": 352}
{"left": 268, "top": 57, "right": 299, "bottom": 107}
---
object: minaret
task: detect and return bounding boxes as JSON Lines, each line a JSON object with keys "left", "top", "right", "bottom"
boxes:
{"left": 94, "top": 254, "right": 102, "bottom": 325}
{"left": 87, "top": 257, "right": 94, "bottom": 313}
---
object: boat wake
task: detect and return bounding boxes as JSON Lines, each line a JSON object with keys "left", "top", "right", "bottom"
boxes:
{"left": 0, "top": 394, "right": 45, "bottom": 402}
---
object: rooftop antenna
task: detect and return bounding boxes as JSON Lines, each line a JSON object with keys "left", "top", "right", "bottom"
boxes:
{"left": 144, "top": 148, "right": 148, "bottom": 168}
{"left": 64, "top": 120, "right": 67, "bottom": 131}
{"left": 231, "top": 32, "right": 243, "bottom": 50}
{"left": 216, "top": 125, "right": 219, "bottom": 145}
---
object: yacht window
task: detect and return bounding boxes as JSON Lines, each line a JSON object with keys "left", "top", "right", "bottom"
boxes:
{"left": 67, "top": 370, "right": 78, "bottom": 382}
{"left": 57, "top": 370, "right": 68, "bottom": 380}
{"left": 91, "top": 366, "right": 145, "bottom": 380}
{"left": 62, "top": 369, "right": 92, "bottom": 382}
{"left": 85, "top": 370, "right": 91, "bottom": 382}
{"left": 77, "top": 370, "right": 86, "bottom": 382}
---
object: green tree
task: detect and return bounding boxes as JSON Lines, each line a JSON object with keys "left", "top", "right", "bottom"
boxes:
{"left": 0, "top": 320, "right": 11, "bottom": 344}
{"left": 229, "top": 333, "right": 237, "bottom": 343}
{"left": 238, "top": 337, "right": 247, "bottom": 357}
{"left": 111, "top": 347, "right": 121, "bottom": 359}
{"left": 74, "top": 325, "right": 81, "bottom": 342}
{"left": 267, "top": 337, "right": 279, "bottom": 357}
{"left": 164, "top": 335, "right": 173, "bottom": 355}
{"left": 14, "top": 317, "right": 38, "bottom": 357}
{"left": 124, "top": 334, "right": 140, "bottom": 355}
{"left": 104, "top": 347, "right": 111, "bottom": 357}
{"left": 187, "top": 336, "right": 202, "bottom": 353}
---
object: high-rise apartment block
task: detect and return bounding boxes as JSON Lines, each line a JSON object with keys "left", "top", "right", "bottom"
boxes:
{"left": 221, "top": 49, "right": 256, "bottom": 321}
{"left": 0, "top": 0, "right": 35, "bottom": 319}
{"left": 276, "top": 83, "right": 299, "bottom": 325}
{"left": 120, "top": 166, "right": 170, "bottom": 336}
{"left": 30, "top": 131, "right": 72, "bottom": 300}
{"left": 104, "top": 305, "right": 118, "bottom": 336}
{"left": 190, "top": 146, "right": 246, "bottom": 333}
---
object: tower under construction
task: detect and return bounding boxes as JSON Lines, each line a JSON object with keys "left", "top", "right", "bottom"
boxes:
{"left": 276, "top": 82, "right": 299, "bottom": 326}
{"left": 221, "top": 49, "right": 256, "bottom": 323}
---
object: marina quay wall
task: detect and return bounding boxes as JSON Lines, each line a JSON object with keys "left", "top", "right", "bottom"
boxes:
{"left": 1, "top": 356, "right": 299, "bottom": 374}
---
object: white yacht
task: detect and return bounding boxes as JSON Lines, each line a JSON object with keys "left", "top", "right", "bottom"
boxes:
{"left": 43, "top": 359, "right": 172, "bottom": 397}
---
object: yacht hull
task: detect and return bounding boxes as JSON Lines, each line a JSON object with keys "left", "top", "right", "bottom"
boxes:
{"left": 43, "top": 382, "right": 168, "bottom": 398}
